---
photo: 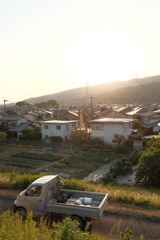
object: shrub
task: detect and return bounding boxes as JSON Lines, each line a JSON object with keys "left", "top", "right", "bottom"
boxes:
{"left": 49, "top": 136, "right": 63, "bottom": 143}
{"left": 136, "top": 144, "right": 160, "bottom": 187}
{"left": 101, "top": 173, "right": 114, "bottom": 184}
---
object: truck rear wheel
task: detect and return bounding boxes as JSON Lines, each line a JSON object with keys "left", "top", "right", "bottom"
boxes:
{"left": 71, "top": 215, "right": 85, "bottom": 231}
{"left": 15, "top": 208, "right": 27, "bottom": 220}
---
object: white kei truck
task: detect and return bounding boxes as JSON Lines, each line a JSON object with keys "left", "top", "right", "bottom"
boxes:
{"left": 13, "top": 175, "right": 108, "bottom": 230}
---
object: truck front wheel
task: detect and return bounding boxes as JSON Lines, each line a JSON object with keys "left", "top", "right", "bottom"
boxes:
{"left": 15, "top": 208, "right": 27, "bottom": 220}
{"left": 71, "top": 215, "right": 85, "bottom": 231}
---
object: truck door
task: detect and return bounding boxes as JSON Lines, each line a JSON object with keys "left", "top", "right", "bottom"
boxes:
{"left": 25, "top": 185, "right": 45, "bottom": 217}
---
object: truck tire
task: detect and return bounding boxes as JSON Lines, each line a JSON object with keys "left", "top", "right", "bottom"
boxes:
{"left": 15, "top": 208, "right": 27, "bottom": 220}
{"left": 71, "top": 215, "right": 85, "bottom": 231}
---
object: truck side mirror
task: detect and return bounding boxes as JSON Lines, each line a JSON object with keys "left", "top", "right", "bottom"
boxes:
{"left": 25, "top": 191, "right": 28, "bottom": 196}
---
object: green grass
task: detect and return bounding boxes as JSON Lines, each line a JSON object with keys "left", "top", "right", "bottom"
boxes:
{"left": 5, "top": 162, "right": 33, "bottom": 168}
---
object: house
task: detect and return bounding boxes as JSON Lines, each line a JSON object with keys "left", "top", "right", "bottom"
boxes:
{"left": 41, "top": 120, "right": 78, "bottom": 141}
{"left": 0, "top": 112, "right": 8, "bottom": 118}
{"left": 0, "top": 115, "right": 27, "bottom": 131}
{"left": 52, "top": 109, "right": 78, "bottom": 120}
{"left": 126, "top": 108, "right": 148, "bottom": 120}
{"left": 89, "top": 118, "right": 133, "bottom": 145}
{"left": 7, "top": 123, "right": 33, "bottom": 138}
{"left": 140, "top": 111, "right": 160, "bottom": 133}
{"left": 23, "top": 112, "right": 38, "bottom": 122}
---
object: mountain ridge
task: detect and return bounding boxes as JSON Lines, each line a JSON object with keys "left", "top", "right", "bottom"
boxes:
{"left": 24, "top": 75, "right": 160, "bottom": 105}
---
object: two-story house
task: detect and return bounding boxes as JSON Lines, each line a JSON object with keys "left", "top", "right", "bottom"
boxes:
{"left": 89, "top": 118, "right": 133, "bottom": 145}
{"left": 41, "top": 120, "right": 78, "bottom": 141}
{"left": 140, "top": 111, "right": 160, "bottom": 133}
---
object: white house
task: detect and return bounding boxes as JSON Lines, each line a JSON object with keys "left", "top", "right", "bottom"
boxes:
{"left": 23, "top": 112, "right": 38, "bottom": 122}
{"left": 41, "top": 120, "right": 78, "bottom": 141}
{"left": 89, "top": 118, "right": 133, "bottom": 145}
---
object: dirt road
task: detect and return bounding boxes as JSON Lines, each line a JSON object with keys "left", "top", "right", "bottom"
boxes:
{"left": 0, "top": 197, "right": 159, "bottom": 239}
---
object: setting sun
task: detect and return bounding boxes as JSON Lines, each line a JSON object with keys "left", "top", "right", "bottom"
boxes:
{"left": 66, "top": 32, "right": 142, "bottom": 86}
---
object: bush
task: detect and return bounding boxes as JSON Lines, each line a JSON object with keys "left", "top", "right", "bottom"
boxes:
{"left": 136, "top": 143, "right": 160, "bottom": 187}
{"left": 101, "top": 173, "right": 114, "bottom": 184}
{"left": 49, "top": 136, "right": 63, "bottom": 143}
{"left": 116, "top": 144, "right": 125, "bottom": 154}
{"left": 0, "top": 132, "right": 7, "bottom": 143}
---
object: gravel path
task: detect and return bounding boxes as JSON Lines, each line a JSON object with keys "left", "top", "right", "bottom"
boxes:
{"left": 115, "top": 165, "right": 138, "bottom": 185}
{"left": 82, "top": 157, "right": 120, "bottom": 183}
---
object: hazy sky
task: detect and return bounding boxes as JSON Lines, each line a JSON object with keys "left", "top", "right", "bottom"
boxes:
{"left": 1, "top": 0, "right": 160, "bottom": 104}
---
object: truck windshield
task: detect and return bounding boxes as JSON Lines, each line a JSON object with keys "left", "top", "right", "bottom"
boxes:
{"left": 26, "top": 185, "right": 42, "bottom": 197}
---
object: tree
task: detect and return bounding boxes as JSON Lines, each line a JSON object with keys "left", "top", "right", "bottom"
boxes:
{"left": 136, "top": 139, "right": 160, "bottom": 187}
{"left": 70, "top": 130, "right": 89, "bottom": 144}
{"left": 132, "top": 119, "right": 142, "bottom": 130}
{"left": 35, "top": 99, "right": 59, "bottom": 108}
{"left": 0, "top": 132, "right": 6, "bottom": 144}
{"left": 16, "top": 101, "right": 32, "bottom": 107}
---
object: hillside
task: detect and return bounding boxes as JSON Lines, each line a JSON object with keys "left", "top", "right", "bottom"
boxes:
{"left": 24, "top": 75, "right": 160, "bottom": 105}
{"left": 97, "top": 81, "right": 160, "bottom": 104}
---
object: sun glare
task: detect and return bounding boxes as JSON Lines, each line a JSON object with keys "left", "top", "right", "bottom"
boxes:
{"left": 66, "top": 32, "right": 141, "bottom": 86}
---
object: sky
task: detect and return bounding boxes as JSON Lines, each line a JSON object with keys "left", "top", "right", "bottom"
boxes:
{"left": 1, "top": 0, "right": 160, "bottom": 104}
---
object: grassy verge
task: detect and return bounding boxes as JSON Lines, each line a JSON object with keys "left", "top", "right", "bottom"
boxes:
{"left": 0, "top": 170, "right": 160, "bottom": 210}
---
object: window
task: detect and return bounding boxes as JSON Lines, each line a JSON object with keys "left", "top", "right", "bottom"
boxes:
{"left": 44, "top": 135, "right": 49, "bottom": 138}
{"left": 44, "top": 125, "right": 48, "bottom": 129}
{"left": 112, "top": 139, "right": 117, "bottom": 143}
{"left": 92, "top": 125, "right": 103, "bottom": 130}
{"left": 26, "top": 185, "right": 42, "bottom": 197}
{"left": 56, "top": 125, "right": 61, "bottom": 130}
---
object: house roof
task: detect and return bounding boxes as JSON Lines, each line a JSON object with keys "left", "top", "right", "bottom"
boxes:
{"left": 116, "top": 107, "right": 132, "bottom": 114}
{"left": 126, "top": 108, "right": 148, "bottom": 116}
{"left": 94, "top": 108, "right": 113, "bottom": 118}
{"left": 7, "top": 123, "right": 30, "bottom": 132}
{"left": 89, "top": 118, "right": 133, "bottom": 124}
{"left": 141, "top": 120, "right": 160, "bottom": 129}
{"left": 0, "top": 112, "right": 8, "bottom": 116}
{"left": 0, "top": 115, "right": 23, "bottom": 121}
{"left": 41, "top": 120, "right": 77, "bottom": 124}
{"left": 52, "top": 109, "right": 68, "bottom": 117}
{"left": 140, "top": 111, "right": 157, "bottom": 117}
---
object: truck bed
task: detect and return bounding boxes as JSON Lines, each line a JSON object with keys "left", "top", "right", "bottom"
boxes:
{"left": 46, "top": 189, "right": 108, "bottom": 219}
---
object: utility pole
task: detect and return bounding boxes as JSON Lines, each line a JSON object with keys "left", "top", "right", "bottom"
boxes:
{"left": 90, "top": 95, "right": 95, "bottom": 120}
{"left": 4, "top": 98, "right": 8, "bottom": 111}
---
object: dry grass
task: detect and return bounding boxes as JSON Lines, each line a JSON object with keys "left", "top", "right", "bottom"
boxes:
{"left": 0, "top": 189, "right": 20, "bottom": 199}
{"left": 106, "top": 202, "right": 160, "bottom": 220}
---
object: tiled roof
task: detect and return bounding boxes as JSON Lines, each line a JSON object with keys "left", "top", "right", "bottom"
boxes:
{"left": 89, "top": 118, "right": 133, "bottom": 123}
{"left": 41, "top": 120, "right": 77, "bottom": 124}
{"left": 140, "top": 111, "right": 157, "bottom": 117}
{"left": 126, "top": 108, "right": 148, "bottom": 116}
{"left": 7, "top": 123, "right": 30, "bottom": 132}
{"left": 0, "top": 115, "right": 23, "bottom": 121}
{"left": 95, "top": 108, "right": 113, "bottom": 118}
{"left": 52, "top": 109, "right": 68, "bottom": 117}
{"left": 141, "top": 120, "right": 160, "bottom": 129}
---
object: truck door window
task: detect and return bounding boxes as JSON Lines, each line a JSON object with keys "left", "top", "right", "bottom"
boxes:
{"left": 26, "top": 185, "right": 42, "bottom": 197}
